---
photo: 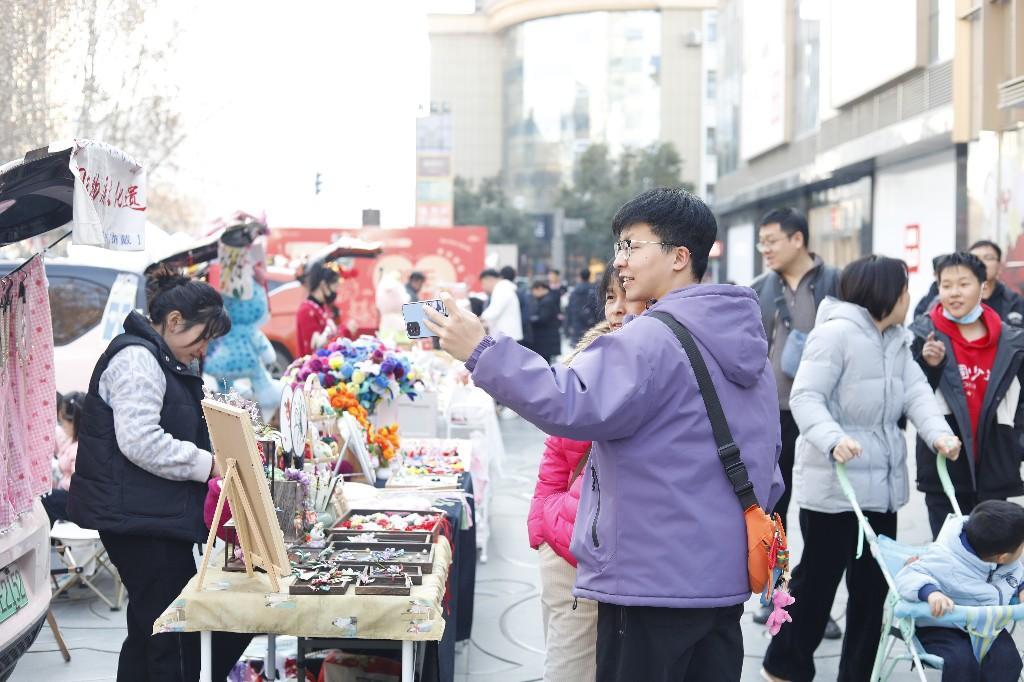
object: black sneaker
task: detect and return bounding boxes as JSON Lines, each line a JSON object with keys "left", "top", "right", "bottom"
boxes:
{"left": 753, "top": 604, "right": 772, "bottom": 625}
{"left": 823, "top": 617, "right": 842, "bottom": 640}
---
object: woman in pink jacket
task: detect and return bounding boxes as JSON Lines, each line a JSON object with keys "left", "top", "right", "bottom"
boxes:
{"left": 43, "top": 391, "right": 84, "bottom": 525}
{"left": 527, "top": 264, "right": 645, "bottom": 681}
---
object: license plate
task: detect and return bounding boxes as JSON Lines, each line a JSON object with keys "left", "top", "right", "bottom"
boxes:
{"left": 0, "top": 565, "right": 28, "bottom": 624}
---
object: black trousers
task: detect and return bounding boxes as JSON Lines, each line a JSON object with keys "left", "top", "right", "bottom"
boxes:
{"left": 101, "top": 531, "right": 252, "bottom": 682}
{"left": 774, "top": 410, "right": 798, "bottom": 531}
{"left": 42, "top": 489, "right": 70, "bottom": 525}
{"left": 596, "top": 602, "right": 743, "bottom": 682}
{"left": 763, "top": 509, "right": 897, "bottom": 682}
{"left": 916, "top": 627, "right": 1022, "bottom": 682}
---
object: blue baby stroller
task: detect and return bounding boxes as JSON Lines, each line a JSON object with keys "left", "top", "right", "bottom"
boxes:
{"left": 836, "top": 456, "right": 1024, "bottom": 681}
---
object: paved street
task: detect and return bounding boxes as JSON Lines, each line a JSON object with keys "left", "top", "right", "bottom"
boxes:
{"left": 16, "top": 415, "right": 1024, "bottom": 681}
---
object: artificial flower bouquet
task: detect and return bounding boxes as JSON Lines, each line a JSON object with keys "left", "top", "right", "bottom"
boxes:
{"left": 286, "top": 336, "right": 422, "bottom": 416}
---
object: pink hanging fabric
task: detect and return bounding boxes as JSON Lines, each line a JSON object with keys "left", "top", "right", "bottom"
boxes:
{"left": 1, "top": 257, "right": 55, "bottom": 529}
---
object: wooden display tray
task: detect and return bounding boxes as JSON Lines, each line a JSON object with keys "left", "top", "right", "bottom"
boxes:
{"left": 287, "top": 544, "right": 436, "bottom": 575}
{"left": 289, "top": 575, "right": 354, "bottom": 596}
{"left": 288, "top": 565, "right": 423, "bottom": 595}
{"left": 327, "top": 531, "right": 433, "bottom": 553}
{"left": 332, "top": 509, "right": 444, "bottom": 542}
{"left": 355, "top": 574, "right": 413, "bottom": 596}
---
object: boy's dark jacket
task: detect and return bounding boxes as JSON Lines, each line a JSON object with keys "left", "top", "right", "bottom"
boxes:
{"left": 909, "top": 310, "right": 1024, "bottom": 499}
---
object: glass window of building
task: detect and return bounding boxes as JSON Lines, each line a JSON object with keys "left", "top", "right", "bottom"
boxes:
{"left": 706, "top": 69, "right": 717, "bottom": 100}
{"left": 929, "top": 0, "right": 954, "bottom": 63}
{"left": 793, "top": 0, "right": 822, "bottom": 137}
{"left": 807, "top": 176, "right": 872, "bottom": 268}
{"left": 706, "top": 127, "right": 717, "bottom": 155}
{"left": 716, "top": 0, "right": 742, "bottom": 175}
{"left": 503, "top": 11, "right": 662, "bottom": 212}
{"left": 706, "top": 12, "right": 718, "bottom": 42}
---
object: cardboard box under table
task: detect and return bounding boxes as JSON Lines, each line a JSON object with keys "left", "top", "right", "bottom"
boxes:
{"left": 153, "top": 536, "right": 452, "bottom": 682}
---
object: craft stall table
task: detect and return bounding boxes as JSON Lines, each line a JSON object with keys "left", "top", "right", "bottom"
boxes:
{"left": 152, "top": 537, "right": 453, "bottom": 682}
{"left": 438, "top": 385, "right": 504, "bottom": 562}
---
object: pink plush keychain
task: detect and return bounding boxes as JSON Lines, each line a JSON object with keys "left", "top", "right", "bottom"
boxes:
{"left": 765, "top": 588, "right": 795, "bottom": 636}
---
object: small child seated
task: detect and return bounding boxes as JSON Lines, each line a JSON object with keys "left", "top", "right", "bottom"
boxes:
{"left": 896, "top": 500, "right": 1024, "bottom": 682}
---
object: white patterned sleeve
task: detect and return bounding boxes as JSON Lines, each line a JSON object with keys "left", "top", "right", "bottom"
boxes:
{"left": 98, "top": 346, "right": 213, "bottom": 482}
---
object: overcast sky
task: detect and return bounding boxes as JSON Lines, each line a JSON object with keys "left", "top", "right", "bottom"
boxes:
{"left": 168, "top": 1, "right": 471, "bottom": 229}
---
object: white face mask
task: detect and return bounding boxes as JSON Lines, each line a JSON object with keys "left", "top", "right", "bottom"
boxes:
{"left": 943, "top": 301, "right": 984, "bottom": 325}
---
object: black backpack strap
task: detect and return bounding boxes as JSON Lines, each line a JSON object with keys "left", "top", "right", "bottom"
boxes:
{"left": 649, "top": 312, "right": 760, "bottom": 511}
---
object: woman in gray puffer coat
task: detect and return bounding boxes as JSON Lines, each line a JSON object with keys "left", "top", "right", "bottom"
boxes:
{"left": 763, "top": 255, "right": 961, "bottom": 682}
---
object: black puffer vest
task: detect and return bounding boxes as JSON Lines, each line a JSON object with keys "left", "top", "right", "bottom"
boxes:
{"left": 67, "top": 312, "right": 210, "bottom": 542}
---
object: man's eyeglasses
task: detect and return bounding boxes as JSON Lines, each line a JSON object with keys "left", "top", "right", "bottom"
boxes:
{"left": 614, "top": 239, "right": 680, "bottom": 261}
{"left": 756, "top": 236, "right": 792, "bottom": 253}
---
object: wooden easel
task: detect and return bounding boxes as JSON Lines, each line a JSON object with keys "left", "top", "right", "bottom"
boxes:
{"left": 197, "top": 458, "right": 287, "bottom": 592}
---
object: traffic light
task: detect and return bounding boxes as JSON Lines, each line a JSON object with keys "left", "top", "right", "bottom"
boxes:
{"left": 315, "top": 172, "right": 322, "bottom": 195}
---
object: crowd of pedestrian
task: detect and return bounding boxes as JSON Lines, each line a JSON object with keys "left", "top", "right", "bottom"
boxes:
{"left": 434, "top": 187, "right": 1024, "bottom": 682}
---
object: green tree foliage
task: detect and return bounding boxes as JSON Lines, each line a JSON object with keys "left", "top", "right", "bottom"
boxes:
{"left": 454, "top": 175, "right": 546, "bottom": 261}
{"left": 453, "top": 141, "right": 692, "bottom": 267}
{"left": 559, "top": 141, "right": 691, "bottom": 264}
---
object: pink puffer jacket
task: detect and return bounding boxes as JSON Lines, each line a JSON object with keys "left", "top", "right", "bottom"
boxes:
{"left": 527, "top": 435, "right": 591, "bottom": 567}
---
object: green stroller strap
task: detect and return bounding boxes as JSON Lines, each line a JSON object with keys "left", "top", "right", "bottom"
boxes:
{"left": 834, "top": 464, "right": 865, "bottom": 559}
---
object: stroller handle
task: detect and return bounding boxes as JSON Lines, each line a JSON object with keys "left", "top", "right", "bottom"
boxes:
{"left": 935, "top": 453, "right": 962, "bottom": 518}
{"left": 835, "top": 453, "right": 961, "bottom": 519}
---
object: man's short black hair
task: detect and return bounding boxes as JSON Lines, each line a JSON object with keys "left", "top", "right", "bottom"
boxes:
{"left": 759, "top": 207, "right": 810, "bottom": 249}
{"left": 550, "top": 269, "right": 560, "bottom": 276}
{"left": 965, "top": 500, "right": 1024, "bottom": 558}
{"left": 579, "top": 268, "right": 591, "bottom": 282}
{"left": 409, "top": 271, "right": 426, "bottom": 283}
{"left": 839, "top": 255, "right": 908, "bottom": 321}
{"left": 611, "top": 187, "right": 717, "bottom": 280}
{"left": 480, "top": 268, "right": 500, "bottom": 280}
{"left": 933, "top": 252, "right": 987, "bottom": 285}
{"left": 969, "top": 239, "right": 1003, "bottom": 261}
{"left": 532, "top": 280, "right": 550, "bottom": 291}
{"left": 499, "top": 266, "right": 517, "bottom": 281}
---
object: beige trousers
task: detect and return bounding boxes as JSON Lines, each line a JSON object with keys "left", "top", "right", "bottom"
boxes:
{"left": 538, "top": 542, "right": 598, "bottom": 682}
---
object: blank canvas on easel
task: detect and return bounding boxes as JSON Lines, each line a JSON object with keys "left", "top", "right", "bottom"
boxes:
{"left": 200, "top": 399, "right": 290, "bottom": 588}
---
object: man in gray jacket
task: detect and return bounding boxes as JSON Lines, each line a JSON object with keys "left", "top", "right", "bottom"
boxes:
{"left": 750, "top": 207, "right": 840, "bottom": 635}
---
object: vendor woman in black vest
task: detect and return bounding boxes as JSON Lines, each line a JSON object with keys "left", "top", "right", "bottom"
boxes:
{"left": 68, "top": 266, "right": 251, "bottom": 681}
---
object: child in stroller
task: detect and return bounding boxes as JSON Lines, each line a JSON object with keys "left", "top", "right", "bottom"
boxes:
{"left": 896, "top": 500, "right": 1024, "bottom": 682}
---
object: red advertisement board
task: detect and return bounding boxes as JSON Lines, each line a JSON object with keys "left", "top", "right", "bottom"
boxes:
{"left": 266, "top": 225, "right": 488, "bottom": 332}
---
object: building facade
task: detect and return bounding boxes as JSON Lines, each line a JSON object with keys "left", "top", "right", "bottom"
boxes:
{"left": 715, "top": 0, "right": 1024, "bottom": 309}
{"left": 429, "top": 0, "right": 719, "bottom": 216}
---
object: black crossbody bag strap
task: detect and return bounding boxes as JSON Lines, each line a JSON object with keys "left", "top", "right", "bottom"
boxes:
{"left": 649, "top": 312, "right": 761, "bottom": 511}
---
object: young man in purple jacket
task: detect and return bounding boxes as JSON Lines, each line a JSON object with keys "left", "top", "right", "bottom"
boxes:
{"left": 425, "top": 187, "right": 784, "bottom": 682}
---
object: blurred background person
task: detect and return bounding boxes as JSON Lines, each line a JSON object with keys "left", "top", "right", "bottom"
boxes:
{"left": 565, "top": 268, "right": 599, "bottom": 347}
{"left": 296, "top": 261, "right": 342, "bottom": 356}
{"left": 405, "top": 270, "right": 426, "bottom": 303}
{"left": 480, "top": 268, "right": 523, "bottom": 342}
{"left": 43, "top": 392, "right": 85, "bottom": 525}
{"left": 528, "top": 280, "right": 562, "bottom": 364}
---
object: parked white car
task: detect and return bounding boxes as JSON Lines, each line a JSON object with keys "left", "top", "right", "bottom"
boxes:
{"left": 0, "top": 501, "right": 49, "bottom": 682}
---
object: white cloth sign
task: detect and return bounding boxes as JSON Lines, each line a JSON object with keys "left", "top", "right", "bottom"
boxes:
{"left": 68, "top": 139, "right": 147, "bottom": 251}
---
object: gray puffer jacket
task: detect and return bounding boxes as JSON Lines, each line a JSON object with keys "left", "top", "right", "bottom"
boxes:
{"left": 792, "top": 298, "right": 953, "bottom": 514}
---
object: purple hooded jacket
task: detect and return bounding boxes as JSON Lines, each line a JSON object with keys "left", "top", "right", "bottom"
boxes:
{"left": 468, "top": 284, "right": 784, "bottom": 608}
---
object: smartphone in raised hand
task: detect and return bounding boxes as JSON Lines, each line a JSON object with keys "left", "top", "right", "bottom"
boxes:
{"left": 402, "top": 299, "right": 448, "bottom": 339}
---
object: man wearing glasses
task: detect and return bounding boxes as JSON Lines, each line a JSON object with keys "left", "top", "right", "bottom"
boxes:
{"left": 423, "top": 187, "right": 784, "bottom": 682}
{"left": 750, "top": 208, "right": 842, "bottom": 638}
{"left": 913, "top": 240, "right": 1024, "bottom": 326}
